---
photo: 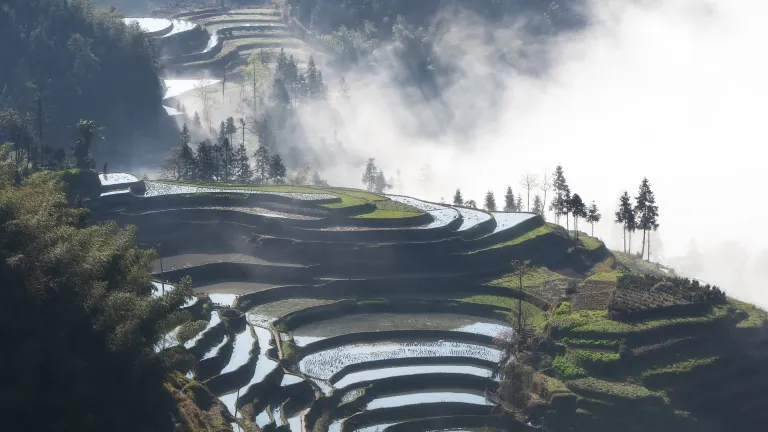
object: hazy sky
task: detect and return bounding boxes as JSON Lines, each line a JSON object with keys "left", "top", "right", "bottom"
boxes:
{"left": 297, "top": 0, "right": 768, "bottom": 305}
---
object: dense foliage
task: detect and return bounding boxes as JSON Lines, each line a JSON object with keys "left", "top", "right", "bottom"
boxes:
{"left": 0, "top": 0, "right": 167, "bottom": 167}
{"left": 0, "top": 149, "right": 195, "bottom": 431}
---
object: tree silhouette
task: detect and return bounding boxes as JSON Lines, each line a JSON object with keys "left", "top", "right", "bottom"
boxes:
{"left": 586, "top": 201, "right": 602, "bottom": 237}
{"left": 532, "top": 195, "right": 543, "bottom": 216}
{"left": 510, "top": 260, "right": 535, "bottom": 332}
{"left": 252, "top": 145, "right": 270, "bottom": 184}
{"left": 72, "top": 119, "right": 103, "bottom": 169}
{"left": 569, "top": 193, "right": 586, "bottom": 239}
{"left": 519, "top": 173, "right": 539, "bottom": 211}
{"left": 362, "top": 157, "right": 378, "bottom": 191}
{"left": 484, "top": 191, "right": 497, "bottom": 211}
{"left": 552, "top": 165, "right": 568, "bottom": 225}
{"left": 635, "top": 178, "right": 660, "bottom": 260}
{"left": 504, "top": 186, "right": 515, "bottom": 211}
{"left": 269, "top": 153, "right": 287, "bottom": 184}
{"left": 453, "top": 188, "right": 464, "bottom": 206}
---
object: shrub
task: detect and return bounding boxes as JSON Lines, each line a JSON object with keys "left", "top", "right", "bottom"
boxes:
{"left": 553, "top": 356, "right": 587, "bottom": 379}
{"left": 177, "top": 320, "right": 208, "bottom": 345}
{"left": 56, "top": 168, "right": 101, "bottom": 199}
{"left": 555, "top": 301, "right": 572, "bottom": 316}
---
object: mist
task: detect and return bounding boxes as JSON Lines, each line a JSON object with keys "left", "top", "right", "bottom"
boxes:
{"left": 283, "top": 0, "right": 767, "bottom": 306}
{"left": 160, "top": 0, "right": 767, "bottom": 306}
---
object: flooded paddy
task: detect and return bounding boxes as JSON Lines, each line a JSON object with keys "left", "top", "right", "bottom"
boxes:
{"left": 184, "top": 311, "right": 220, "bottom": 348}
{"left": 246, "top": 298, "right": 335, "bottom": 326}
{"left": 299, "top": 341, "right": 502, "bottom": 380}
{"left": 239, "top": 326, "right": 278, "bottom": 392}
{"left": 334, "top": 365, "right": 494, "bottom": 388}
{"left": 367, "top": 391, "right": 493, "bottom": 409}
{"left": 490, "top": 212, "right": 536, "bottom": 234}
{"left": 291, "top": 313, "right": 511, "bottom": 346}
{"left": 220, "top": 327, "right": 256, "bottom": 374}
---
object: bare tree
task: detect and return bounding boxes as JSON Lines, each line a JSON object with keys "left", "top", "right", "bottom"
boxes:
{"left": 194, "top": 73, "right": 216, "bottom": 134}
{"left": 539, "top": 170, "right": 551, "bottom": 220}
{"left": 519, "top": 173, "right": 539, "bottom": 212}
{"left": 510, "top": 260, "right": 535, "bottom": 332}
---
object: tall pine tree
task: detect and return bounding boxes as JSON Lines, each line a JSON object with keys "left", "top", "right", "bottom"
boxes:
{"left": 269, "top": 153, "right": 286, "bottom": 184}
{"left": 570, "top": 193, "right": 586, "bottom": 239}
{"left": 504, "top": 186, "right": 515, "bottom": 211}
{"left": 362, "top": 158, "right": 378, "bottom": 191}
{"left": 253, "top": 145, "right": 270, "bottom": 184}
{"left": 532, "top": 195, "right": 544, "bottom": 216}
{"left": 484, "top": 191, "right": 497, "bottom": 211}
{"left": 635, "top": 178, "right": 660, "bottom": 260}
{"left": 235, "top": 143, "right": 251, "bottom": 183}
{"left": 552, "top": 165, "right": 568, "bottom": 224}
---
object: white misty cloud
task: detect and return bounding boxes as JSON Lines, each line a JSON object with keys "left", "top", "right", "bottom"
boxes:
{"left": 294, "top": 0, "right": 768, "bottom": 305}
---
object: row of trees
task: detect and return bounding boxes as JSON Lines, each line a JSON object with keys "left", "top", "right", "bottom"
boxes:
{"left": 615, "top": 177, "right": 660, "bottom": 261}
{"left": 451, "top": 165, "right": 603, "bottom": 238}
{"left": 162, "top": 122, "right": 330, "bottom": 186}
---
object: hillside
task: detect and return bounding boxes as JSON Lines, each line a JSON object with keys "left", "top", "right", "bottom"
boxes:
{"left": 83, "top": 173, "right": 768, "bottom": 432}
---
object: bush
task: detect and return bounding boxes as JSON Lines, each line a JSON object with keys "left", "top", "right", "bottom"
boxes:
{"left": 177, "top": 320, "right": 208, "bottom": 345}
{"left": 555, "top": 301, "right": 573, "bottom": 316}
{"left": 553, "top": 356, "right": 587, "bottom": 379}
{"left": 56, "top": 168, "right": 101, "bottom": 199}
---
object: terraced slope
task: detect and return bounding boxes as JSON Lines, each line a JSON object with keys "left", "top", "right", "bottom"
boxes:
{"left": 88, "top": 178, "right": 768, "bottom": 432}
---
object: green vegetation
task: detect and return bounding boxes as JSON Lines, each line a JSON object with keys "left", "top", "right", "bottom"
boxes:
{"left": 1, "top": 169, "right": 199, "bottom": 431}
{"left": 560, "top": 337, "right": 621, "bottom": 349}
{"left": 489, "top": 265, "right": 568, "bottom": 289}
{"left": 460, "top": 295, "right": 548, "bottom": 330}
{"left": 585, "top": 270, "right": 622, "bottom": 283}
{"left": 568, "top": 349, "right": 621, "bottom": 365}
{"left": 281, "top": 337, "right": 298, "bottom": 361}
{"left": 351, "top": 199, "right": 423, "bottom": 218}
{"left": 177, "top": 320, "right": 208, "bottom": 345}
{"left": 1, "top": 0, "right": 168, "bottom": 164}
{"left": 579, "top": 235, "right": 602, "bottom": 251}
{"left": 729, "top": 298, "right": 768, "bottom": 328}
{"left": 550, "top": 305, "right": 729, "bottom": 336}
{"left": 566, "top": 378, "right": 666, "bottom": 402}
{"left": 553, "top": 356, "right": 588, "bottom": 379}
{"left": 641, "top": 357, "right": 718, "bottom": 380}
{"left": 492, "top": 224, "right": 554, "bottom": 249}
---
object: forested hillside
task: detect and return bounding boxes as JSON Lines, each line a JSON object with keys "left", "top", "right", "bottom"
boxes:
{"left": 0, "top": 0, "right": 171, "bottom": 168}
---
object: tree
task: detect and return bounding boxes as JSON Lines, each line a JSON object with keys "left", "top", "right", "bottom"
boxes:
{"left": 361, "top": 157, "right": 377, "bottom": 191}
{"left": 252, "top": 145, "right": 270, "bottom": 184}
{"left": 193, "top": 111, "right": 201, "bottom": 128}
{"left": 504, "top": 186, "right": 515, "bottom": 212}
{"left": 519, "top": 173, "right": 539, "bottom": 211}
{"left": 225, "top": 117, "right": 237, "bottom": 145}
{"left": 179, "top": 142, "right": 196, "bottom": 180}
{"left": 539, "top": 170, "right": 552, "bottom": 220}
{"left": 510, "top": 260, "right": 535, "bottom": 332}
{"left": 532, "top": 195, "right": 543, "bottom": 216}
{"left": 453, "top": 188, "right": 464, "bottom": 206}
{"left": 72, "top": 119, "right": 104, "bottom": 169}
{"left": 484, "top": 191, "right": 497, "bottom": 211}
{"left": 235, "top": 143, "right": 252, "bottom": 183}
{"left": 269, "top": 153, "right": 287, "bottom": 184}
{"left": 467, "top": 199, "right": 477, "bottom": 208}
{"left": 160, "top": 147, "right": 184, "bottom": 180}
{"left": 516, "top": 194, "right": 523, "bottom": 213}
{"left": 0, "top": 170, "right": 195, "bottom": 432}
{"left": 374, "top": 171, "right": 391, "bottom": 193}
{"left": 195, "top": 140, "right": 216, "bottom": 181}
{"left": 218, "top": 138, "right": 235, "bottom": 181}
{"left": 635, "top": 177, "right": 660, "bottom": 261}
{"left": 570, "top": 193, "right": 586, "bottom": 239}
{"left": 562, "top": 188, "right": 572, "bottom": 233}
{"left": 552, "top": 165, "right": 568, "bottom": 225}
{"left": 586, "top": 201, "right": 602, "bottom": 237}
{"left": 615, "top": 191, "right": 637, "bottom": 254}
